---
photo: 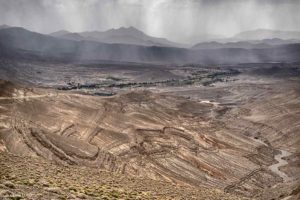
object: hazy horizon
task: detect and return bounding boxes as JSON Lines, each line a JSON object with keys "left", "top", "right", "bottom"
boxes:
{"left": 1, "top": 0, "right": 300, "bottom": 43}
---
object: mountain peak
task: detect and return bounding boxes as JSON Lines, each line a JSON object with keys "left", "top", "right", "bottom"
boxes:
{"left": 107, "top": 26, "right": 144, "bottom": 36}
{"left": 46, "top": 26, "right": 181, "bottom": 47}
{"left": 125, "top": 26, "right": 140, "bottom": 31}
{"left": 115, "top": 26, "right": 139, "bottom": 31}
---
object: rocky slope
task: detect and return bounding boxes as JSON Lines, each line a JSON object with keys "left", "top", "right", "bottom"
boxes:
{"left": 0, "top": 152, "right": 246, "bottom": 200}
{"left": 0, "top": 69, "right": 299, "bottom": 199}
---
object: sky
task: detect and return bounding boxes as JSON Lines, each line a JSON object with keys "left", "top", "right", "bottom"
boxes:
{"left": 0, "top": 0, "right": 299, "bottom": 44}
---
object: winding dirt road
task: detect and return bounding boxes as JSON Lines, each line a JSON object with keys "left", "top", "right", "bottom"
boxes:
{"left": 268, "top": 150, "right": 292, "bottom": 182}
{"left": 0, "top": 94, "right": 56, "bottom": 100}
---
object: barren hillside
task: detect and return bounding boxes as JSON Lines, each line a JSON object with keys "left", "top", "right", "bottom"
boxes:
{"left": 0, "top": 65, "right": 299, "bottom": 199}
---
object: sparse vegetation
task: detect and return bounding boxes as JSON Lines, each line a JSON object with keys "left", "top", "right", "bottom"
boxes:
{"left": 0, "top": 152, "right": 245, "bottom": 200}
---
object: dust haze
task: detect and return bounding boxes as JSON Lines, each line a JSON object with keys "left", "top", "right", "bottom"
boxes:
{"left": 1, "top": 0, "right": 300, "bottom": 43}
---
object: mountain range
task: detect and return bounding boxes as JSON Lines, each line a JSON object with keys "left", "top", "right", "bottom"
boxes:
{"left": 0, "top": 25, "right": 300, "bottom": 64}
{"left": 2, "top": 24, "right": 300, "bottom": 47}
{"left": 49, "top": 27, "right": 183, "bottom": 47}
{"left": 192, "top": 29, "right": 300, "bottom": 49}
{"left": 50, "top": 28, "right": 300, "bottom": 48}
{"left": 192, "top": 38, "right": 300, "bottom": 50}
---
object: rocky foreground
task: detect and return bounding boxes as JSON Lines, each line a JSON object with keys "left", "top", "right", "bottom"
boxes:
{"left": 0, "top": 152, "right": 246, "bottom": 200}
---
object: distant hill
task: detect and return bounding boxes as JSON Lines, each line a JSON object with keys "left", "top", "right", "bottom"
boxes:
{"left": 192, "top": 41, "right": 271, "bottom": 49}
{"left": 259, "top": 38, "right": 300, "bottom": 45}
{"left": 192, "top": 37, "right": 300, "bottom": 50}
{"left": 233, "top": 29, "right": 300, "bottom": 40}
{"left": 0, "top": 24, "right": 11, "bottom": 30}
{"left": 1, "top": 27, "right": 300, "bottom": 64}
{"left": 50, "top": 27, "right": 183, "bottom": 47}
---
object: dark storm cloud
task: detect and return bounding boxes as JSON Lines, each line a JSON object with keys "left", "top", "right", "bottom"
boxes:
{"left": 0, "top": 0, "right": 299, "bottom": 43}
